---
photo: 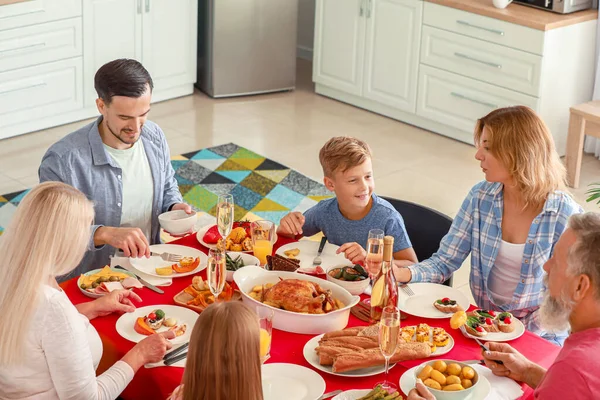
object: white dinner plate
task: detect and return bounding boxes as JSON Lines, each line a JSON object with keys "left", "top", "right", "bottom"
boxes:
{"left": 196, "top": 224, "right": 278, "bottom": 252}
{"left": 332, "top": 389, "right": 371, "bottom": 400}
{"left": 461, "top": 318, "right": 526, "bottom": 342}
{"left": 115, "top": 305, "right": 198, "bottom": 345}
{"left": 77, "top": 267, "right": 137, "bottom": 299}
{"left": 129, "top": 244, "right": 207, "bottom": 278}
{"left": 276, "top": 240, "right": 353, "bottom": 271}
{"left": 398, "top": 283, "right": 471, "bottom": 319}
{"left": 303, "top": 334, "right": 396, "bottom": 377}
{"left": 262, "top": 363, "right": 325, "bottom": 400}
{"left": 399, "top": 364, "right": 492, "bottom": 399}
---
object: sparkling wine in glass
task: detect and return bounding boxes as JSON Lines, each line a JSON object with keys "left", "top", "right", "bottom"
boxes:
{"left": 377, "top": 305, "right": 400, "bottom": 392}
{"left": 216, "top": 194, "right": 234, "bottom": 240}
{"left": 207, "top": 249, "right": 226, "bottom": 300}
{"left": 365, "top": 229, "right": 384, "bottom": 279}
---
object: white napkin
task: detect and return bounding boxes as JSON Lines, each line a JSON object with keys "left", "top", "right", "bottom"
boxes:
{"left": 473, "top": 364, "right": 524, "bottom": 400}
{"left": 110, "top": 257, "right": 172, "bottom": 287}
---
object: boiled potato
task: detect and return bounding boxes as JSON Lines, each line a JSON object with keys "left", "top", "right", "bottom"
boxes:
{"left": 432, "top": 360, "right": 447, "bottom": 373}
{"left": 251, "top": 285, "right": 263, "bottom": 293}
{"left": 423, "top": 379, "right": 442, "bottom": 390}
{"left": 461, "top": 379, "right": 473, "bottom": 389}
{"left": 417, "top": 365, "right": 433, "bottom": 381}
{"left": 461, "top": 366, "right": 475, "bottom": 380}
{"left": 445, "top": 375, "right": 461, "bottom": 385}
{"left": 446, "top": 363, "right": 462, "bottom": 376}
{"left": 443, "top": 384, "right": 465, "bottom": 391}
{"left": 430, "top": 370, "right": 447, "bottom": 386}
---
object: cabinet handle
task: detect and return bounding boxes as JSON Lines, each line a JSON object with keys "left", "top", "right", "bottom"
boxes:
{"left": 367, "top": 0, "right": 372, "bottom": 18}
{"left": 145, "top": 0, "right": 150, "bottom": 12}
{"left": 454, "top": 52, "right": 502, "bottom": 69}
{"left": 359, "top": 0, "right": 364, "bottom": 16}
{"left": 0, "top": 42, "right": 45, "bottom": 54}
{"left": 456, "top": 20, "right": 505, "bottom": 36}
{"left": 451, "top": 92, "right": 498, "bottom": 109}
{"left": 0, "top": 82, "right": 46, "bottom": 96}
{"left": 137, "top": 0, "right": 142, "bottom": 14}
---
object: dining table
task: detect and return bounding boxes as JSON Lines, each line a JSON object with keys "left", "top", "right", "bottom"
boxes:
{"left": 61, "top": 233, "right": 561, "bottom": 400}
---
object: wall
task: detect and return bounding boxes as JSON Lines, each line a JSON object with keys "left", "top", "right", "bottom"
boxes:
{"left": 297, "top": 0, "right": 315, "bottom": 60}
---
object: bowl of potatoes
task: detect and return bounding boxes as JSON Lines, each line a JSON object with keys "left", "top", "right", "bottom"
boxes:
{"left": 414, "top": 359, "right": 479, "bottom": 400}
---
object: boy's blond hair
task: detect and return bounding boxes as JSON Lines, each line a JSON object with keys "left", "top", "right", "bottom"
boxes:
{"left": 319, "top": 136, "right": 372, "bottom": 178}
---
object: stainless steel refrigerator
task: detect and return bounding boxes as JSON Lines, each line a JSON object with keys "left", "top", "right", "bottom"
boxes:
{"left": 196, "top": 0, "right": 298, "bottom": 98}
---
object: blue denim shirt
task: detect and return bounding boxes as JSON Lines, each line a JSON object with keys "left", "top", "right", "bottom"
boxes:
{"left": 39, "top": 117, "right": 183, "bottom": 278}
{"left": 408, "top": 181, "right": 583, "bottom": 345}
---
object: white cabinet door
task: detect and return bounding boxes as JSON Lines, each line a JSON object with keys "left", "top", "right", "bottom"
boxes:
{"left": 313, "top": 0, "right": 366, "bottom": 96}
{"left": 141, "top": 0, "right": 198, "bottom": 93}
{"left": 363, "top": 0, "right": 422, "bottom": 112}
{"left": 82, "top": 0, "right": 142, "bottom": 107}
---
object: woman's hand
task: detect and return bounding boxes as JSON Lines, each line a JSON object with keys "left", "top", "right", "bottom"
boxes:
{"left": 77, "top": 290, "right": 142, "bottom": 320}
{"left": 122, "top": 331, "right": 175, "bottom": 372}
{"left": 407, "top": 379, "right": 435, "bottom": 400}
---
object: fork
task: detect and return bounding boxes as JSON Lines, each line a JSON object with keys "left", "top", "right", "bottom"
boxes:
{"left": 460, "top": 326, "right": 504, "bottom": 365}
{"left": 151, "top": 251, "right": 182, "bottom": 263}
{"left": 312, "top": 236, "right": 328, "bottom": 266}
{"left": 400, "top": 284, "right": 415, "bottom": 296}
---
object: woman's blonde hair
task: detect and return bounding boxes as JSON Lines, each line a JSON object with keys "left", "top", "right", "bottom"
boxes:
{"left": 474, "top": 106, "right": 567, "bottom": 208}
{"left": 0, "top": 182, "right": 94, "bottom": 365}
{"left": 182, "top": 301, "right": 263, "bottom": 400}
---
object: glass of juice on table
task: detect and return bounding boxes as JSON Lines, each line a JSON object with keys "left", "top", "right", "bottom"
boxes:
{"left": 256, "top": 306, "right": 274, "bottom": 363}
{"left": 251, "top": 220, "right": 275, "bottom": 267}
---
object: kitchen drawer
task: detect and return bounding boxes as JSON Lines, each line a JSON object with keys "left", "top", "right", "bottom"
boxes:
{"left": 423, "top": 2, "right": 544, "bottom": 55}
{"left": 416, "top": 65, "right": 538, "bottom": 133}
{"left": 421, "top": 26, "right": 542, "bottom": 97}
{"left": 0, "top": 18, "right": 82, "bottom": 73}
{"left": 0, "top": 0, "right": 81, "bottom": 31}
{"left": 0, "top": 57, "right": 83, "bottom": 128}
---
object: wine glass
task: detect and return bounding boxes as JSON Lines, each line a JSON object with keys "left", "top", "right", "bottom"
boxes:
{"left": 206, "top": 249, "right": 226, "bottom": 300}
{"left": 365, "top": 229, "right": 384, "bottom": 280}
{"left": 377, "top": 305, "right": 400, "bottom": 392}
{"left": 216, "top": 194, "right": 234, "bottom": 241}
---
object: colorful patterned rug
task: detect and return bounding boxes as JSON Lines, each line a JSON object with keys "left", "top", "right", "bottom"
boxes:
{"left": 0, "top": 143, "right": 333, "bottom": 236}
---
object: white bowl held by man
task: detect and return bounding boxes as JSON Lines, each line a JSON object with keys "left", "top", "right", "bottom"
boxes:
{"left": 234, "top": 266, "right": 360, "bottom": 334}
{"left": 158, "top": 210, "right": 197, "bottom": 235}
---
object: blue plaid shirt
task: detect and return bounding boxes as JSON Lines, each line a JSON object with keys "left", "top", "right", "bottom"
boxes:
{"left": 408, "top": 181, "right": 583, "bottom": 345}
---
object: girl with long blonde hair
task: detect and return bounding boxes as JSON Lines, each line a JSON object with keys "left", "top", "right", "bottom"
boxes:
{"left": 0, "top": 182, "right": 173, "bottom": 399}
{"left": 170, "top": 301, "right": 263, "bottom": 400}
{"left": 395, "top": 106, "right": 583, "bottom": 344}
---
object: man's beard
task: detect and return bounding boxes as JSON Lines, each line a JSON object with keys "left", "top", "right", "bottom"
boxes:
{"left": 107, "top": 120, "right": 140, "bottom": 145}
{"left": 539, "top": 275, "right": 573, "bottom": 333}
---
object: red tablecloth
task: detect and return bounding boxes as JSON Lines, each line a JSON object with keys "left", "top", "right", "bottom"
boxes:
{"left": 61, "top": 234, "right": 561, "bottom": 399}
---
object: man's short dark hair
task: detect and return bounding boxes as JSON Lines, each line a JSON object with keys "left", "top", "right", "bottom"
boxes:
{"left": 94, "top": 59, "right": 153, "bottom": 104}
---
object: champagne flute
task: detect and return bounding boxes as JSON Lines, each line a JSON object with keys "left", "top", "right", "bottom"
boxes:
{"left": 365, "top": 229, "right": 384, "bottom": 280}
{"left": 206, "top": 249, "right": 226, "bottom": 300}
{"left": 216, "top": 194, "right": 234, "bottom": 241}
{"left": 377, "top": 305, "right": 400, "bottom": 392}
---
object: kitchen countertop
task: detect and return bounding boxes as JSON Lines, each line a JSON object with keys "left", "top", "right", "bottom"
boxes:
{"left": 425, "top": 0, "right": 598, "bottom": 30}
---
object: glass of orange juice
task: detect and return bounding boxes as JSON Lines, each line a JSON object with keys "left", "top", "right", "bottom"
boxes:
{"left": 251, "top": 220, "right": 275, "bottom": 267}
{"left": 256, "top": 306, "right": 274, "bottom": 363}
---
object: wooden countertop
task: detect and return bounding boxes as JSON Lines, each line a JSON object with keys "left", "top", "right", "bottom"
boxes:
{"left": 425, "top": 0, "right": 598, "bottom": 30}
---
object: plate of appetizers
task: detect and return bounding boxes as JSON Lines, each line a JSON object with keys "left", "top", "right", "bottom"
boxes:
{"left": 461, "top": 309, "right": 525, "bottom": 342}
{"left": 400, "top": 324, "right": 455, "bottom": 356}
{"left": 115, "top": 305, "right": 198, "bottom": 345}
{"left": 78, "top": 266, "right": 142, "bottom": 298}
{"left": 128, "top": 244, "right": 207, "bottom": 278}
{"left": 398, "top": 283, "right": 470, "bottom": 319}
{"left": 276, "top": 240, "right": 352, "bottom": 272}
{"left": 197, "top": 221, "right": 278, "bottom": 253}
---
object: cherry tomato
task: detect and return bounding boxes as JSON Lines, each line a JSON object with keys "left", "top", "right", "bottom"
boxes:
{"left": 148, "top": 312, "right": 156, "bottom": 320}
{"left": 485, "top": 318, "right": 492, "bottom": 325}
{"left": 504, "top": 317, "right": 512, "bottom": 324}
{"left": 476, "top": 326, "right": 484, "bottom": 332}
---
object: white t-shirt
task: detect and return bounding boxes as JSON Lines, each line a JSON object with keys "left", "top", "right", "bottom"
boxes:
{"left": 0, "top": 285, "right": 134, "bottom": 400}
{"left": 104, "top": 140, "right": 154, "bottom": 241}
{"left": 488, "top": 240, "right": 526, "bottom": 306}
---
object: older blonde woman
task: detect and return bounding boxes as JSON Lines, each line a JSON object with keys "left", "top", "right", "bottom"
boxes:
{"left": 394, "top": 106, "right": 583, "bottom": 344}
{"left": 0, "top": 182, "right": 174, "bottom": 399}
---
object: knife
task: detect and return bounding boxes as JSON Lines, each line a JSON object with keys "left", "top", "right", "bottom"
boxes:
{"left": 114, "top": 265, "right": 164, "bottom": 294}
{"left": 316, "top": 390, "right": 342, "bottom": 400}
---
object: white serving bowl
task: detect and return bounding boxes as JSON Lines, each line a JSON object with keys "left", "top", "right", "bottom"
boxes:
{"left": 225, "top": 252, "right": 260, "bottom": 282}
{"left": 158, "top": 210, "right": 198, "bottom": 235}
{"left": 326, "top": 268, "right": 370, "bottom": 296}
{"left": 233, "top": 266, "right": 361, "bottom": 334}
{"left": 414, "top": 359, "right": 480, "bottom": 400}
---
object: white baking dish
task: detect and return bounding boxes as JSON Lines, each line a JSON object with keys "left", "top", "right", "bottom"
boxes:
{"left": 233, "top": 266, "right": 361, "bottom": 334}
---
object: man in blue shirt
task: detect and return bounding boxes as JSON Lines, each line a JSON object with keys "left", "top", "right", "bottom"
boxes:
{"left": 39, "top": 59, "right": 193, "bottom": 277}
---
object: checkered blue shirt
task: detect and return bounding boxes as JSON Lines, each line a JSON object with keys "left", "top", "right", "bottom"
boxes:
{"left": 408, "top": 181, "right": 583, "bottom": 345}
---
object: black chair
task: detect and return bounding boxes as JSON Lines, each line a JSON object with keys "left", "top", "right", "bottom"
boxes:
{"left": 381, "top": 196, "right": 454, "bottom": 287}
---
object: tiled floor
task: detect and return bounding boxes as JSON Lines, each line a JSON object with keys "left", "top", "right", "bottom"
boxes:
{"left": 1, "top": 59, "right": 599, "bottom": 304}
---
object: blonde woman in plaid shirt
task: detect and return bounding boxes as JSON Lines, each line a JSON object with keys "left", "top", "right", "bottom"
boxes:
{"left": 395, "top": 106, "right": 583, "bottom": 345}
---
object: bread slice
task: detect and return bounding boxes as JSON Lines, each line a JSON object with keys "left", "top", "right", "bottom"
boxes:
{"left": 497, "top": 312, "right": 516, "bottom": 333}
{"left": 267, "top": 254, "right": 300, "bottom": 272}
{"left": 433, "top": 298, "right": 462, "bottom": 313}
